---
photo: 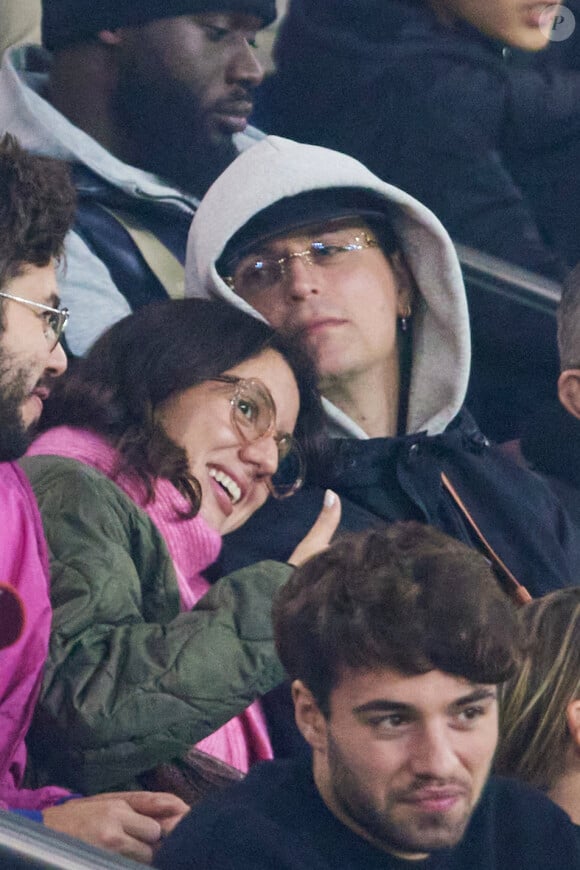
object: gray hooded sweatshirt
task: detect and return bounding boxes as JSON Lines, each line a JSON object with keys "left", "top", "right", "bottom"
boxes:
{"left": 185, "top": 135, "right": 471, "bottom": 439}
{"left": 183, "top": 135, "right": 580, "bottom": 610}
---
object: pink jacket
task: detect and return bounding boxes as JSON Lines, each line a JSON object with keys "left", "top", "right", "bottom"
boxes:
{"left": 0, "top": 462, "right": 71, "bottom": 811}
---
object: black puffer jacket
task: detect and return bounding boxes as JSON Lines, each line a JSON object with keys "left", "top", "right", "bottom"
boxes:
{"left": 221, "top": 408, "right": 580, "bottom": 600}
{"left": 257, "top": 0, "right": 580, "bottom": 279}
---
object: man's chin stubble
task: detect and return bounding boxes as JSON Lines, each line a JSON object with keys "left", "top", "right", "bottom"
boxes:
{"left": 0, "top": 419, "right": 32, "bottom": 462}
{"left": 0, "top": 363, "right": 35, "bottom": 462}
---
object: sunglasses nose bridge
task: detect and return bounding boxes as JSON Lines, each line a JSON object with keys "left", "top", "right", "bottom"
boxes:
{"left": 278, "top": 247, "right": 316, "bottom": 281}
{"left": 286, "top": 248, "right": 314, "bottom": 265}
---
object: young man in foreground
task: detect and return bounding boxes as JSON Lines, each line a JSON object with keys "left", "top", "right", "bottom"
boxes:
{"left": 157, "top": 522, "right": 580, "bottom": 868}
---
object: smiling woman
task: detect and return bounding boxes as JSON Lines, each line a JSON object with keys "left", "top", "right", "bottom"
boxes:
{"left": 36, "top": 297, "right": 321, "bottom": 527}
{"left": 19, "top": 298, "right": 339, "bottom": 796}
{"left": 156, "top": 349, "right": 304, "bottom": 534}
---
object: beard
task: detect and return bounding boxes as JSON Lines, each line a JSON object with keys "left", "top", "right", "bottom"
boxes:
{"left": 0, "top": 357, "right": 34, "bottom": 462}
{"left": 114, "top": 69, "right": 239, "bottom": 197}
{"left": 326, "top": 732, "right": 476, "bottom": 856}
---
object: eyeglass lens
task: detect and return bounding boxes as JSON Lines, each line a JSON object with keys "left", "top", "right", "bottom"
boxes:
{"left": 232, "top": 236, "right": 376, "bottom": 297}
{"left": 270, "top": 447, "right": 304, "bottom": 498}
{"left": 229, "top": 379, "right": 304, "bottom": 498}
{"left": 231, "top": 380, "right": 275, "bottom": 440}
{"left": 46, "top": 311, "right": 67, "bottom": 349}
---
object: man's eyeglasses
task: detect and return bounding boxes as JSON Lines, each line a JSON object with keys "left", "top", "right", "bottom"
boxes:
{"left": 224, "top": 233, "right": 380, "bottom": 297}
{"left": 210, "top": 375, "right": 304, "bottom": 499}
{"left": 0, "top": 291, "right": 69, "bottom": 351}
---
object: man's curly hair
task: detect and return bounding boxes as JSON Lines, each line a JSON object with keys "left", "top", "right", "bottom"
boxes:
{"left": 0, "top": 133, "right": 76, "bottom": 293}
{"left": 274, "top": 522, "right": 522, "bottom": 717}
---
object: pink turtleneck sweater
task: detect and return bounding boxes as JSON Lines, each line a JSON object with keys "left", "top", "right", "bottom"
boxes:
{"left": 0, "top": 462, "right": 72, "bottom": 812}
{"left": 28, "top": 427, "right": 273, "bottom": 773}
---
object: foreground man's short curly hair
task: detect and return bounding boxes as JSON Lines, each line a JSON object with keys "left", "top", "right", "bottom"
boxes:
{"left": 274, "top": 522, "right": 522, "bottom": 716}
{"left": 0, "top": 133, "right": 76, "bottom": 295}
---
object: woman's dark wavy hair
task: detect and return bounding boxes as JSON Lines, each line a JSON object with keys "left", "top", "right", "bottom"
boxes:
{"left": 40, "top": 299, "right": 326, "bottom": 515}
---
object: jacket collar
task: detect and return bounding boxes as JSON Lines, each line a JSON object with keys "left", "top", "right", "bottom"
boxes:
{"left": 310, "top": 407, "right": 488, "bottom": 486}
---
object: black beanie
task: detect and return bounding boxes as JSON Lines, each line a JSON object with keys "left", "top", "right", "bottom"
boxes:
{"left": 42, "top": 0, "right": 277, "bottom": 51}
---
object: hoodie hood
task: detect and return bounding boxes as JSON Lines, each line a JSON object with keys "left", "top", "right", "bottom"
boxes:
{"left": 185, "top": 135, "right": 470, "bottom": 437}
{"left": 0, "top": 45, "right": 262, "bottom": 207}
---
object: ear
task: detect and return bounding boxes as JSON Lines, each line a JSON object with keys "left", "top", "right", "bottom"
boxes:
{"left": 390, "top": 250, "right": 415, "bottom": 317}
{"left": 558, "top": 370, "right": 580, "bottom": 420}
{"left": 97, "top": 29, "right": 124, "bottom": 46}
{"left": 566, "top": 699, "right": 580, "bottom": 749}
{"left": 292, "top": 680, "right": 328, "bottom": 753}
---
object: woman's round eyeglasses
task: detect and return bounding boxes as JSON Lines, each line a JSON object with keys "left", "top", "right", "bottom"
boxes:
{"left": 210, "top": 375, "right": 304, "bottom": 499}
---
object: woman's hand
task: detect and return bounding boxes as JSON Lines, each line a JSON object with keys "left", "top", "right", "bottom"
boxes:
{"left": 288, "top": 490, "right": 341, "bottom": 566}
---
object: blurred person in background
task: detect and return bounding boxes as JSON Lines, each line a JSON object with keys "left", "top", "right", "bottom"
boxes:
{"left": 496, "top": 587, "right": 580, "bottom": 829}
{"left": 0, "top": 0, "right": 277, "bottom": 355}
{"left": 512, "top": 261, "right": 580, "bottom": 526}
{"left": 257, "top": 0, "right": 580, "bottom": 281}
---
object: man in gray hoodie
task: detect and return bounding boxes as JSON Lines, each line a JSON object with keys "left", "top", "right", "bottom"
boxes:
{"left": 186, "top": 136, "right": 580, "bottom": 756}
{"left": 185, "top": 136, "right": 580, "bottom": 610}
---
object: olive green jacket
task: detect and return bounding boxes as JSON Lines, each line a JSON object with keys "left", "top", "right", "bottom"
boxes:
{"left": 20, "top": 456, "right": 290, "bottom": 794}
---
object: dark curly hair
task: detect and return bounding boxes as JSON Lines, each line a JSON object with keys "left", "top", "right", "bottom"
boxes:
{"left": 0, "top": 134, "right": 76, "bottom": 302}
{"left": 40, "top": 298, "right": 326, "bottom": 515}
{"left": 274, "top": 522, "right": 522, "bottom": 717}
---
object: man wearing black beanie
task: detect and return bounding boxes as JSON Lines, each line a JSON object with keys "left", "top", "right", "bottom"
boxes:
{"left": 0, "top": 0, "right": 276, "bottom": 355}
